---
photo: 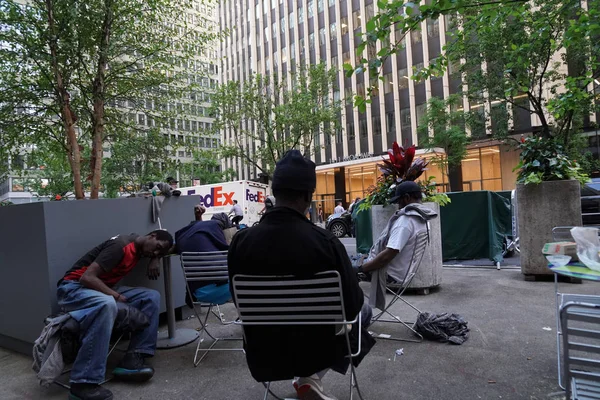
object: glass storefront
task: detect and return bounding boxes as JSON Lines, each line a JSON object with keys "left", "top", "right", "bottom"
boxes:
{"left": 314, "top": 145, "right": 511, "bottom": 217}
{"left": 461, "top": 147, "right": 502, "bottom": 191}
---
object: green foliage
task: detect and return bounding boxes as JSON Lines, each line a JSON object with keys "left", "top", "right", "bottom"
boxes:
{"left": 102, "top": 129, "right": 175, "bottom": 195}
{"left": 0, "top": 0, "right": 220, "bottom": 198}
{"left": 417, "top": 95, "right": 470, "bottom": 169}
{"left": 515, "top": 137, "right": 588, "bottom": 185}
{"left": 421, "top": 176, "right": 451, "bottom": 206}
{"left": 177, "top": 149, "right": 228, "bottom": 186}
{"left": 353, "top": 0, "right": 599, "bottom": 149}
{"left": 211, "top": 64, "right": 342, "bottom": 176}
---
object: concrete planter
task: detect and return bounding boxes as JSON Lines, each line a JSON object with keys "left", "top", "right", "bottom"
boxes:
{"left": 370, "top": 202, "right": 442, "bottom": 293}
{"left": 0, "top": 196, "right": 200, "bottom": 354}
{"left": 409, "top": 202, "right": 442, "bottom": 292}
{"left": 517, "top": 180, "right": 582, "bottom": 277}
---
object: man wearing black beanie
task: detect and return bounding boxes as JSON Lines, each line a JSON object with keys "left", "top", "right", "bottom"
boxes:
{"left": 228, "top": 150, "right": 374, "bottom": 400}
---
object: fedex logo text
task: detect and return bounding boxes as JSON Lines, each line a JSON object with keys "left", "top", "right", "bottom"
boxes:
{"left": 246, "top": 189, "right": 265, "bottom": 203}
{"left": 195, "top": 186, "right": 235, "bottom": 207}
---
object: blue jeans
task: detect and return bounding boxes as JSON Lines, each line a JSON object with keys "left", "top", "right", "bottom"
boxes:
{"left": 57, "top": 281, "right": 160, "bottom": 384}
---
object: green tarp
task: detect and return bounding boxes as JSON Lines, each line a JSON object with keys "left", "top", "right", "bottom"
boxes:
{"left": 441, "top": 191, "right": 512, "bottom": 263}
{"left": 353, "top": 199, "right": 373, "bottom": 254}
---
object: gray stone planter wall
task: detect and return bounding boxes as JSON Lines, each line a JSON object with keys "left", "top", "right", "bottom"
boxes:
{"left": 517, "top": 180, "right": 582, "bottom": 276}
{"left": 0, "top": 196, "right": 199, "bottom": 354}
{"left": 410, "top": 202, "right": 442, "bottom": 291}
{"left": 370, "top": 202, "right": 442, "bottom": 291}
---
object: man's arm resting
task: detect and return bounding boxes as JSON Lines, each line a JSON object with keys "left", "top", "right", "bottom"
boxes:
{"left": 361, "top": 247, "right": 399, "bottom": 273}
{"left": 80, "top": 263, "right": 127, "bottom": 302}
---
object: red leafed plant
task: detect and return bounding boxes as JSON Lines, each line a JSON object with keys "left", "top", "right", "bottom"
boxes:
{"left": 380, "top": 143, "right": 428, "bottom": 183}
{"left": 359, "top": 142, "right": 430, "bottom": 208}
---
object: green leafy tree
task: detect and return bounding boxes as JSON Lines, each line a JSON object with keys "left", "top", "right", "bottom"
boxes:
{"left": 102, "top": 130, "right": 176, "bottom": 196}
{"left": 417, "top": 95, "right": 470, "bottom": 191}
{"left": 211, "top": 64, "right": 342, "bottom": 176}
{"left": 176, "top": 148, "right": 232, "bottom": 186}
{"left": 0, "top": 0, "right": 218, "bottom": 199}
{"left": 348, "top": 0, "right": 599, "bottom": 151}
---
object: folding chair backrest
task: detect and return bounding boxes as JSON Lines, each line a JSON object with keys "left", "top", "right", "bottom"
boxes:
{"left": 232, "top": 271, "right": 348, "bottom": 325}
{"left": 180, "top": 251, "right": 229, "bottom": 282}
{"left": 552, "top": 226, "right": 576, "bottom": 242}
{"left": 398, "top": 230, "right": 429, "bottom": 286}
{"left": 561, "top": 302, "right": 600, "bottom": 395}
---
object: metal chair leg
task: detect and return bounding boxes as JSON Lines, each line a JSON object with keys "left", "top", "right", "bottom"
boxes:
{"left": 263, "top": 382, "right": 271, "bottom": 400}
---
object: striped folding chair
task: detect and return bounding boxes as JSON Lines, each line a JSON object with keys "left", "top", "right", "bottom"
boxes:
{"left": 561, "top": 301, "right": 600, "bottom": 399}
{"left": 180, "top": 251, "right": 243, "bottom": 366}
{"left": 232, "top": 270, "right": 365, "bottom": 400}
{"left": 369, "top": 230, "right": 429, "bottom": 342}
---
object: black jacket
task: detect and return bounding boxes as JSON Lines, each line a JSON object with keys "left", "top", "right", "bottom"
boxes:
{"left": 228, "top": 207, "right": 364, "bottom": 382}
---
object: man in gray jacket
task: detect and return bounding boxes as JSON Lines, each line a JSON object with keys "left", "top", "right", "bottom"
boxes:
{"left": 359, "top": 181, "right": 437, "bottom": 285}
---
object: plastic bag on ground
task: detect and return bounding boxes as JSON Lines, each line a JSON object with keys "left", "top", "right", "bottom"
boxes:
{"left": 571, "top": 227, "right": 600, "bottom": 271}
{"left": 414, "top": 312, "right": 469, "bottom": 345}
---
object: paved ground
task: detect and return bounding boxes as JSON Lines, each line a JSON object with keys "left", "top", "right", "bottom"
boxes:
{"left": 1, "top": 267, "right": 596, "bottom": 400}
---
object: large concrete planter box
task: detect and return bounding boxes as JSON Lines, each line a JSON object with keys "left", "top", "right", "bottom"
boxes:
{"left": 0, "top": 196, "right": 199, "bottom": 354}
{"left": 517, "top": 180, "right": 582, "bottom": 277}
{"left": 371, "top": 202, "right": 442, "bottom": 293}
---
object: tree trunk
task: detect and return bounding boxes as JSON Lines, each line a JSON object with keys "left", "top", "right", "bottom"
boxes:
{"left": 45, "top": 0, "right": 85, "bottom": 199}
{"left": 89, "top": 0, "right": 113, "bottom": 199}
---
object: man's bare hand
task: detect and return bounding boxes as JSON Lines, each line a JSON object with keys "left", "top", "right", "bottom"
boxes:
{"left": 115, "top": 294, "right": 128, "bottom": 303}
{"left": 147, "top": 258, "right": 161, "bottom": 280}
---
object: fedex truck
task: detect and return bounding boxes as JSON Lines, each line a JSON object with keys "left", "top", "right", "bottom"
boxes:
{"left": 178, "top": 180, "right": 270, "bottom": 226}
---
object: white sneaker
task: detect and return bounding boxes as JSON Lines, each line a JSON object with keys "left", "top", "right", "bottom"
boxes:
{"left": 293, "top": 376, "right": 338, "bottom": 400}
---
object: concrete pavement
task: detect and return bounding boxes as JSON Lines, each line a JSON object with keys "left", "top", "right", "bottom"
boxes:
{"left": 1, "top": 267, "right": 592, "bottom": 400}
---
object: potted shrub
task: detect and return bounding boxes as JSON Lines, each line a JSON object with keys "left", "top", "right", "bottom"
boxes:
{"left": 359, "top": 142, "right": 449, "bottom": 293}
{"left": 515, "top": 137, "right": 587, "bottom": 278}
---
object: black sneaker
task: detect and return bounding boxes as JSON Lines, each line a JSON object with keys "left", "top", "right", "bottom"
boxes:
{"left": 112, "top": 352, "right": 154, "bottom": 382}
{"left": 69, "top": 383, "right": 113, "bottom": 400}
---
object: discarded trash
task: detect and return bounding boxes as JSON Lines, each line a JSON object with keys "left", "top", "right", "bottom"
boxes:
{"left": 378, "top": 333, "right": 391, "bottom": 339}
{"left": 488, "top": 380, "right": 496, "bottom": 384}
{"left": 393, "top": 348, "right": 404, "bottom": 362}
{"left": 543, "top": 327, "right": 552, "bottom": 331}
{"left": 415, "top": 312, "right": 469, "bottom": 345}
{"left": 527, "top": 357, "right": 532, "bottom": 360}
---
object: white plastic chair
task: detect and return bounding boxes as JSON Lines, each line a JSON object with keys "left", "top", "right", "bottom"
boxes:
{"left": 232, "top": 270, "right": 365, "bottom": 400}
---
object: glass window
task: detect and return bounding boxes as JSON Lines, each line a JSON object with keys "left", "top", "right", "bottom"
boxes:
{"left": 318, "top": 0, "right": 324, "bottom": 13}
{"left": 272, "top": 23, "right": 277, "bottom": 39}
{"left": 309, "top": 32, "right": 315, "bottom": 49}
{"left": 427, "top": 18, "right": 439, "bottom": 37}
{"left": 347, "top": 122, "right": 355, "bottom": 140}
{"left": 365, "top": 4, "right": 374, "bottom": 20}
{"left": 383, "top": 73, "right": 393, "bottom": 94}
{"left": 264, "top": 26, "right": 269, "bottom": 41}
{"left": 386, "top": 111, "right": 395, "bottom": 133}
{"left": 400, "top": 108, "right": 411, "bottom": 130}
{"left": 341, "top": 16, "right": 348, "bottom": 35}
{"left": 342, "top": 51, "right": 351, "bottom": 64}
{"left": 291, "top": 42, "right": 295, "bottom": 59}
{"left": 345, "top": 86, "right": 353, "bottom": 105}
{"left": 411, "top": 29, "right": 422, "bottom": 44}
{"left": 319, "top": 27, "right": 326, "bottom": 45}
{"left": 331, "top": 54, "right": 338, "bottom": 67}
{"left": 308, "top": 0, "right": 314, "bottom": 18}
{"left": 359, "top": 118, "right": 368, "bottom": 137}
{"left": 298, "top": 6, "right": 303, "bottom": 21}
{"left": 281, "top": 17, "right": 285, "bottom": 33}
{"left": 330, "top": 22, "right": 337, "bottom": 38}
{"left": 416, "top": 103, "right": 427, "bottom": 128}
{"left": 373, "top": 115, "right": 382, "bottom": 136}
{"left": 289, "top": 10, "right": 295, "bottom": 27}
{"left": 353, "top": 10, "right": 361, "bottom": 27}
{"left": 356, "top": 82, "right": 365, "bottom": 97}
{"left": 398, "top": 67, "right": 409, "bottom": 89}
